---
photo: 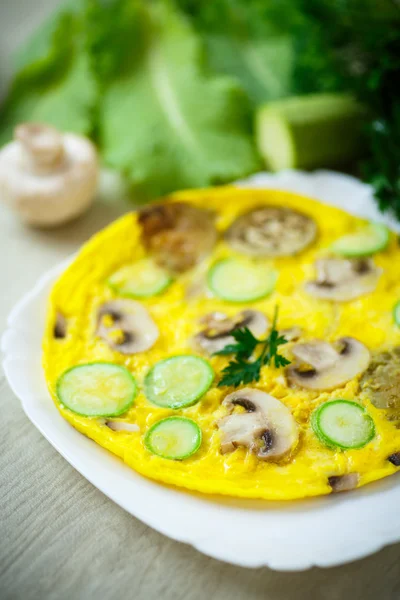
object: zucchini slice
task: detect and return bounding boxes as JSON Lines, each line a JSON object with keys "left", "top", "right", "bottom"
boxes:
{"left": 311, "top": 400, "right": 375, "bottom": 450}
{"left": 108, "top": 259, "right": 172, "bottom": 298}
{"left": 144, "top": 355, "right": 214, "bottom": 409}
{"left": 393, "top": 301, "right": 400, "bottom": 327}
{"left": 56, "top": 362, "right": 137, "bottom": 417}
{"left": 330, "top": 223, "right": 390, "bottom": 257}
{"left": 208, "top": 258, "right": 277, "bottom": 302}
{"left": 144, "top": 416, "right": 202, "bottom": 460}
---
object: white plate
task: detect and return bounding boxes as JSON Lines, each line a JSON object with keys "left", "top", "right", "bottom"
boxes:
{"left": 3, "top": 170, "right": 400, "bottom": 571}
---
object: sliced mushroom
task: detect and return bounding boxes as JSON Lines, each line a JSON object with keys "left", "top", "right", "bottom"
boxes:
{"left": 286, "top": 337, "right": 370, "bottom": 390}
{"left": 305, "top": 258, "right": 382, "bottom": 302}
{"left": 105, "top": 420, "right": 140, "bottom": 433}
{"left": 193, "top": 310, "right": 269, "bottom": 355}
{"left": 360, "top": 347, "right": 400, "bottom": 421}
{"left": 225, "top": 206, "right": 317, "bottom": 257}
{"left": 280, "top": 326, "right": 302, "bottom": 342}
{"left": 388, "top": 452, "right": 400, "bottom": 466}
{"left": 54, "top": 311, "right": 67, "bottom": 339}
{"left": 96, "top": 299, "right": 158, "bottom": 354}
{"left": 218, "top": 388, "right": 299, "bottom": 460}
{"left": 328, "top": 473, "right": 359, "bottom": 493}
{"left": 138, "top": 202, "right": 217, "bottom": 272}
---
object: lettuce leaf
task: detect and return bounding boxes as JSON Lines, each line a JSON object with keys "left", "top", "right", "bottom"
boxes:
{"left": 94, "top": 0, "right": 260, "bottom": 199}
{"left": 177, "top": 0, "right": 340, "bottom": 105}
{"left": 0, "top": 2, "right": 97, "bottom": 145}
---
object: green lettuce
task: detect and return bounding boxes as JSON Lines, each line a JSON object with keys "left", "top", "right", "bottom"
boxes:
{"left": 176, "top": 0, "right": 340, "bottom": 105}
{"left": 92, "top": 0, "right": 260, "bottom": 199}
{"left": 0, "top": 2, "right": 97, "bottom": 145}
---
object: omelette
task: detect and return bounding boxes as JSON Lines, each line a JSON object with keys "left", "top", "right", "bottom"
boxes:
{"left": 43, "top": 187, "right": 400, "bottom": 500}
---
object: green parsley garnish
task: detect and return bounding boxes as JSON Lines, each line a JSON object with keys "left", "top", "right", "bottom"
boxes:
{"left": 215, "top": 306, "right": 291, "bottom": 388}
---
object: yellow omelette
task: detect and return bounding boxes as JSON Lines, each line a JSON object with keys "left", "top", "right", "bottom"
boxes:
{"left": 43, "top": 187, "right": 400, "bottom": 500}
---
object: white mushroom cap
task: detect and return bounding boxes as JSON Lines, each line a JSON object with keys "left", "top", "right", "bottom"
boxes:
{"left": 305, "top": 258, "right": 382, "bottom": 302}
{"left": 97, "top": 299, "right": 158, "bottom": 354}
{"left": 193, "top": 310, "right": 269, "bottom": 355}
{"left": 286, "top": 337, "right": 370, "bottom": 390}
{"left": 218, "top": 388, "right": 299, "bottom": 460}
{"left": 0, "top": 122, "right": 98, "bottom": 227}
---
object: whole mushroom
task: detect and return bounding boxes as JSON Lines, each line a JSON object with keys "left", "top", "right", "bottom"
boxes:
{"left": 0, "top": 122, "right": 98, "bottom": 227}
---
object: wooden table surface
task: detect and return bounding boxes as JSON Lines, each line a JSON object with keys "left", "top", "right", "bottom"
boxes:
{"left": 1, "top": 2, "right": 400, "bottom": 598}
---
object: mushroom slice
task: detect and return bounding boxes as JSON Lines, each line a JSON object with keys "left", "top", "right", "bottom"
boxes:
{"left": 138, "top": 202, "right": 217, "bottom": 272}
{"left": 328, "top": 473, "right": 359, "bottom": 493}
{"left": 280, "top": 326, "right": 302, "bottom": 342}
{"left": 225, "top": 206, "right": 317, "bottom": 257}
{"left": 218, "top": 388, "right": 298, "bottom": 460}
{"left": 388, "top": 452, "right": 400, "bottom": 466}
{"left": 54, "top": 311, "right": 67, "bottom": 339}
{"left": 105, "top": 420, "right": 140, "bottom": 433}
{"left": 193, "top": 310, "right": 269, "bottom": 355}
{"left": 360, "top": 347, "right": 400, "bottom": 422}
{"left": 287, "top": 337, "right": 370, "bottom": 391}
{"left": 96, "top": 299, "right": 158, "bottom": 354}
{"left": 305, "top": 258, "right": 382, "bottom": 302}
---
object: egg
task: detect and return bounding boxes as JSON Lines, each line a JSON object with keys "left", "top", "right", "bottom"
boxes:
{"left": 43, "top": 187, "right": 400, "bottom": 500}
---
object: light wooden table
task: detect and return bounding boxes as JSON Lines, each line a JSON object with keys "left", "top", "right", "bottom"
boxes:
{"left": 1, "top": 3, "right": 400, "bottom": 599}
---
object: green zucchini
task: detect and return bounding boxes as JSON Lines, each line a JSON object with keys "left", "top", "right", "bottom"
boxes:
{"left": 144, "top": 355, "right": 214, "bottom": 409}
{"left": 56, "top": 362, "right": 137, "bottom": 417}
{"left": 108, "top": 259, "right": 172, "bottom": 298}
{"left": 331, "top": 223, "right": 390, "bottom": 257}
{"left": 256, "top": 93, "right": 366, "bottom": 171}
{"left": 311, "top": 400, "right": 375, "bottom": 450}
{"left": 144, "top": 416, "right": 202, "bottom": 460}
{"left": 208, "top": 258, "right": 277, "bottom": 302}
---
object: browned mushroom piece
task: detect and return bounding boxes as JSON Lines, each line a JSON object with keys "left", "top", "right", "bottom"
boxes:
{"left": 388, "top": 452, "right": 400, "bottom": 466}
{"left": 138, "top": 202, "right": 217, "bottom": 272}
{"left": 286, "top": 337, "right": 370, "bottom": 391}
{"left": 96, "top": 299, "right": 158, "bottom": 354}
{"left": 328, "top": 473, "right": 360, "bottom": 493}
{"left": 305, "top": 258, "right": 382, "bottom": 302}
{"left": 217, "top": 388, "right": 299, "bottom": 460}
{"left": 54, "top": 311, "right": 67, "bottom": 339}
{"left": 225, "top": 206, "right": 317, "bottom": 257}
{"left": 193, "top": 310, "right": 269, "bottom": 355}
{"left": 360, "top": 347, "right": 400, "bottom": 423}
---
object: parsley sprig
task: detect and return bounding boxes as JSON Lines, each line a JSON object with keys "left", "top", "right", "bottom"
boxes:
{"left": 215, "top": 306, "right": 291, "bottom": 388}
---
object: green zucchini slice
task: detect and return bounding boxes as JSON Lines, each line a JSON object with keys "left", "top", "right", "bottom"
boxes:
{"left": 208, "top": 258, "right": 277, "bottom": 302}
{"left": 144, "top": 416, "right": 202, "bottom": 460}
{"left": 330, "top": 223, "right": 390, "bottom": 257}
{"left": 108, "top": 259, "right": 172, "bottom": 298}
{"left": 311, "top": 400, "right": 375, "bottom": 450}
{"left": 56, "top": 362, "right": 137, "bottom": 417}
{"left": 144, "top": 355, "right": 214, "bottom": 409}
